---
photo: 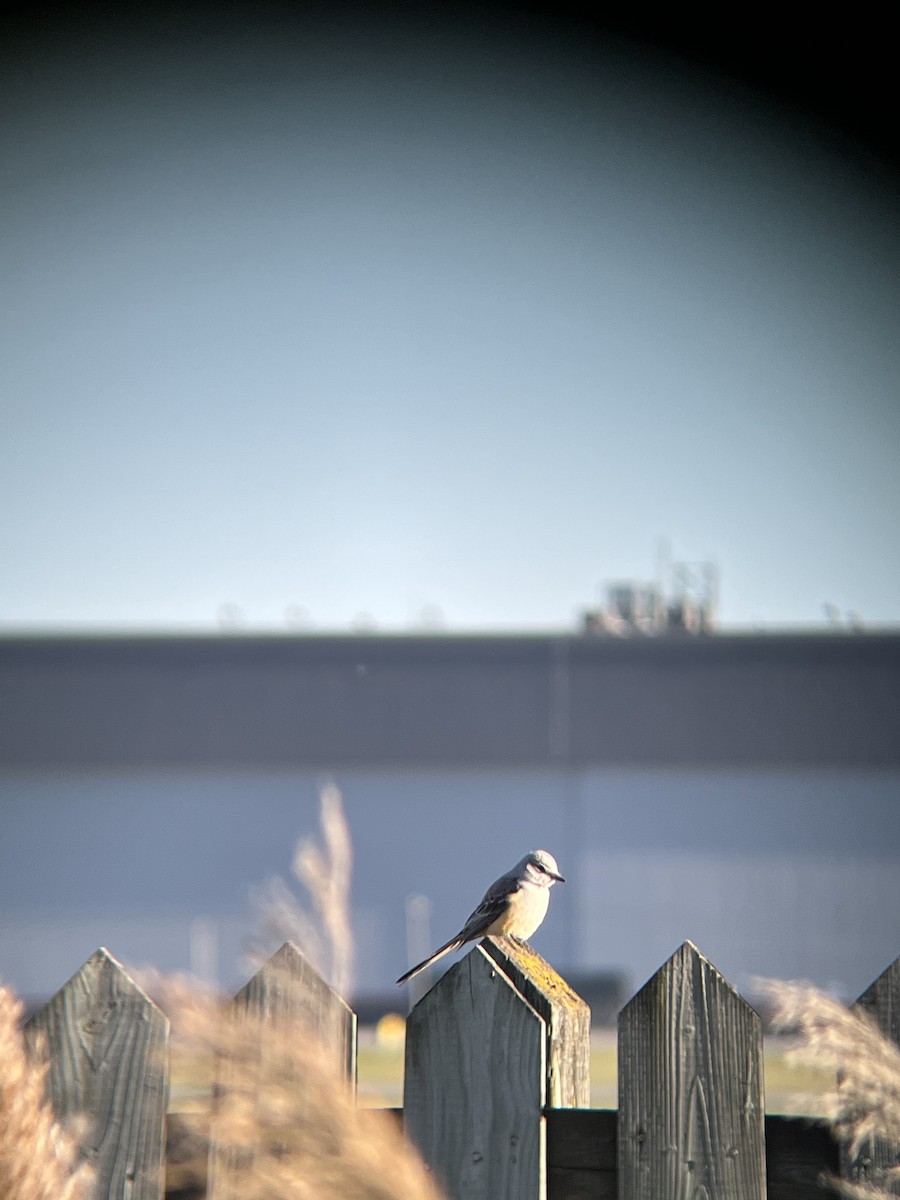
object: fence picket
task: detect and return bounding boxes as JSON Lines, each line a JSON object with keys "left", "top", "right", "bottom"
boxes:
{"left": 207, "top": 941, "right": 358, "bottom": 1199}
{"left": 841, "top": 952, "right": 900, "bottom": 1189}
{"left": 231, "top": 941, "right": 357, "bottom": 1081}
{"left": 404, "top": 936, "right": 560, "bottom": 1200}
{"left": 481, "top": 935, "right": 591, "bottom": 1107}
{"left": 24, "top": 947, "right": 168, "bottom": 1200}
{"left": 617, "top": 940, "right": 766, "bottom": 1200}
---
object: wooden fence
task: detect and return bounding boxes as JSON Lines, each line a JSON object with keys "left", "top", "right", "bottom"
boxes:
{"left": 9, "top": 937, "right": 900, "bottom": 1200}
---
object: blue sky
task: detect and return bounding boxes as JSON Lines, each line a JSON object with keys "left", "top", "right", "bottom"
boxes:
{"left": 2, "top": 8, "right": 898, "bottom": 632}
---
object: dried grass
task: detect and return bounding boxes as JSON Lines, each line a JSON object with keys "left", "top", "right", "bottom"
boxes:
{"left": 161, "top": 783, "right": 442, "bottom": 1198}
{"left": 247, "top": 782, "right": 354, "bottom": 997}
{"left": 0, "top": 986, "right": 93, "bottom": 1200}
{"left": 759, "top": 978, "right": 900, "bottom": 1199}
{"left": 2, "top": 783, "right": 442, "bottom": 1199}
{"left": 157, "top": 974, "right": 444, "bottom": 1200}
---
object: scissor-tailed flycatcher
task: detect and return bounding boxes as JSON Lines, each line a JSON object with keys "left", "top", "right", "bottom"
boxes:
{"left": 396, "top": 849, "right": 564, "bottom": 984}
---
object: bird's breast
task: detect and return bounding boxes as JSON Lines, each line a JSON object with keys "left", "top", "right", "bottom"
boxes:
{"left": 513, "top": 885, "right": 551, "bottom": 940}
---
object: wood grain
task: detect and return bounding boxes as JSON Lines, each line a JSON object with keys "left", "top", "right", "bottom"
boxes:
{"left": 765, "top": 1115, "right": 837, "bottom": 1200}
{"left": 404, "top": 944, "right": 547, "bottom": 1199}
{"left": 25, "top": 946, "right": 168, "bottom": 1200}
{"left": 482, "top": 935, "right": 591, "bottom": 1107}
{"left": 617, "top": 940, "right": 766, "bottom": 1200}
{"left": 207, "top": 942, "right": 357, "bottom": 1199}
{"left": 544, "top": 1110, "right": 837, "bottom": 1200}
{"left": 547, "top": 1108, "right": 617, "bottom": 1200}
{"left": 231, "top": 941, "right": 357, "bottom": 1082}
{"left": 842, "top": 953, "right": 900, "bottom": 1188}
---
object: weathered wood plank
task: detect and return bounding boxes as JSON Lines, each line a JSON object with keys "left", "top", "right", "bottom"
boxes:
{"left": 404, "top": 942, "right": 547, "bottom": 1199}
{"left": 25, "top": 946, "right": 168, "bottom": 1200}
{"left": 842, "top": 953, "right": 900, "bottom": 1188}
{"left": 231, "top": 941, "right": 357, "bottom": 1082}
{"left": 543, "top": 1110, "right": 836, "bottom": 1200}
{"left": 617, "top": 940, "right": 766, "bottom": 1200}
{"left": 547, "top": 1109, "right": 617, "bottom": 1200}
{"left": 482, "top": 935, "right": 591, "bottom": 1107}
{"left": 207, "top": 942, "right": 357, "bottom": 1199}
{"left": 765, "top": 1115, "right": 837, "bottom": 1200}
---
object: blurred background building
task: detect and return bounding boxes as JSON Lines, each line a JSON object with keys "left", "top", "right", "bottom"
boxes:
{"left": 2, "top": 628, "right": 899, "bottom": 1011}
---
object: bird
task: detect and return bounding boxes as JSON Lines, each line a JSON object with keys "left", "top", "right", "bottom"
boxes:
{"left": 396, "top": 849, "right": 564, "bottom": 985}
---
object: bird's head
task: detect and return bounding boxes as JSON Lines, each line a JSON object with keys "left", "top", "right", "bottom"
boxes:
{"left": 524, "top": 849, "right": 565, "bottom": 886}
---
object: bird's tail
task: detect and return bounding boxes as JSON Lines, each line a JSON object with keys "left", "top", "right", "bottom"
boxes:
{"left": 396, "top": 937, "right": 464, "bottom": 985}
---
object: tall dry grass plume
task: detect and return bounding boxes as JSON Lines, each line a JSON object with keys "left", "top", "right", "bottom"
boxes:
{"left": 760, "top": 978, "right": 900, "bottom": 1199}
{"left": 248, "top": 781, "right": 354, "bottom": 996}
{"left": 0, "top": 986, "right": 93, "bottom": 1200}
{"left": 2, "top": 785, "right": 443, "bottom": 1198}
{"left": 163, "top": 781, "right": 443, "bottom": 1198}
{"left": 158, "top": 976, "right": 444, "bottom": 1200}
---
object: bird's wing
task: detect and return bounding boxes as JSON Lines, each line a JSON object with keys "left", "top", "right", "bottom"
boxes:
{"left": 456, "top": 871, "right": 521, "bottom": 941}
{"left": 396, "top": 869, "right": 523, "bottom": 985}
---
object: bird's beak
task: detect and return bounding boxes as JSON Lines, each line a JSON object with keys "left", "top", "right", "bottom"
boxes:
{"left": 551, "top": 871, "right": 565, "bottom": 883}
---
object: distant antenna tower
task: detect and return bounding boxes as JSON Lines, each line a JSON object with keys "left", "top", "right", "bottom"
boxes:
{"left": 656, "top": 537, "right": 672, "bottom": 600}
{"left": 669, "top": 560, "right": 719, "bottom": 633}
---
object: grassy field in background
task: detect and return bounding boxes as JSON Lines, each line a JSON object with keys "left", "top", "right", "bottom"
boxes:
{"left": 356, "top": 1028, "right": 832, "bottom": 1113}
{"left": 169, "top": 1025, "right": 834, "bottom": 1116}
{"left": 172, "top": 1027, "right": 835, "bottom": 1118}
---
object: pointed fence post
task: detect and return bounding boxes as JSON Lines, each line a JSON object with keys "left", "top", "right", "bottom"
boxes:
{"left": 842, "top": 953, "right": 900, "bottom": 1188}
{"left": 25, "top": 947, "right": 169, "bottom": 1200}
{"left": 617, "top": 940, "right": 766, "bottom": 1200}
{"left": 232, "top": 941, "right": 357, "bottom": 1082}
{"left": 404, "top": 934, "right": 589, "bottom": 1200}
{"left": 207, "top": 942, "right": 358, "bottom": 1199}
{"left": 481, "top": 936, "right": 591, "bottom": 1108}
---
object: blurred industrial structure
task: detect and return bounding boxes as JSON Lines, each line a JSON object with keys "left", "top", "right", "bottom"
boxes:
{"left": 582, "top": 559, "right": 719, "bottom": 636}
{"left": 1, "top": 630, "right": 899, "bottom": 1009}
